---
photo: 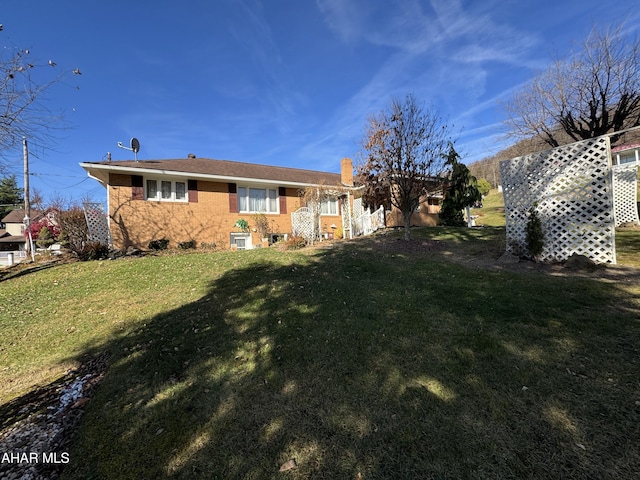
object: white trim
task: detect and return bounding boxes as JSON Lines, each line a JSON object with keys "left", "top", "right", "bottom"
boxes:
{"left": 144, "top": 177, "right": 188, "bottom": 203}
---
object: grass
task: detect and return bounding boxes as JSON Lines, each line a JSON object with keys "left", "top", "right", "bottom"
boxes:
{"left": 616, "top": 227, "right": 640, "bottom": 267}
{"left": 1, "top": 227, "right": 639, "bottom": 480}
{"left": 474, "top": 189, "right": 506, "bottom": 227}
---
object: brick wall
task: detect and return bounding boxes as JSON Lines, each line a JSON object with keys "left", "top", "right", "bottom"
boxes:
{"left": 107, "top": 174, "right": 342, "bottom": 249}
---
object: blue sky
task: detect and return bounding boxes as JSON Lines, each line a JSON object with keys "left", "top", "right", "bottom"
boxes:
{"left": 2, "top": 0, "right": 638, "bottom": 204}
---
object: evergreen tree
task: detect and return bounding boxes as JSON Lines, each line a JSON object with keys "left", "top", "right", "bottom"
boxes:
{"left": 0, "top": 175, "right": 23, "bottom": 224}
{"left": 439, "top": 144, "right": 482, "bottom": 227}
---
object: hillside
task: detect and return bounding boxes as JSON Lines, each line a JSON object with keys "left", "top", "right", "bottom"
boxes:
{"left": 469, "top": 128, "right": 640, "bottom": 188}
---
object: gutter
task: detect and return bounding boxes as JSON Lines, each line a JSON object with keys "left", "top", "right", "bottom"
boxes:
{"left": 79, "top": 162, "right": 356, "bottom": 190}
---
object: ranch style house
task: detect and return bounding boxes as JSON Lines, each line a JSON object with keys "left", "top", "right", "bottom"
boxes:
{"left": 80, "top": 155, "right": 445, "bottom": 251}
{"left": 80, "top": 156, "right": 359, "bottom": 250}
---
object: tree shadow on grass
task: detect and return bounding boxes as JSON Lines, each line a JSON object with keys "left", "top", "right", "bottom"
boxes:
{"left": 61, "top": 243, "right": 640, "bottom": 479}
{"left": 0, "top": 258, "right": 62, "bottom": 283}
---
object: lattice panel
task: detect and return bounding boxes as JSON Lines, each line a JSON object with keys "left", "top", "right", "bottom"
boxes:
{"left": 291, "top": 207, "right": 315, "bottom": 242}
{"left": 341, "top": 198, "right": 352, "bottom": 238}
{"left": 351, "top": 197, "right": 365, "bottom": 236}
{"left": 83, "top": 203, "right": 111, "bottom": 246}
{"left": 500, "top": 136, "right": 616, "bottom": 264}
{"left": 612, "top": 164, "right": 639, "bottom": 226}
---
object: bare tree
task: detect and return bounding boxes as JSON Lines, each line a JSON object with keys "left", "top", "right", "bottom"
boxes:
{"left": 357, "top": 94, "right": 451, "bottom": 240}
{"left": 503, "top": 23, "right": 640, "bottom": 147}
{"left": 0, "top": 28, "right": 79, "bottom": 170}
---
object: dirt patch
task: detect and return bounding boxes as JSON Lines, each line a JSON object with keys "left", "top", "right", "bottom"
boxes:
{"left": 333, "top": 231, "right": 640, "bottom": 285}
{"left": 368, "top": 237, "right": 446, "bottom": 254}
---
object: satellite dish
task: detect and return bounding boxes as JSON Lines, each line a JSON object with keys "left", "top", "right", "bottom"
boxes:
{"left": 117, "top": 136, "right": 141, "bottom": 161}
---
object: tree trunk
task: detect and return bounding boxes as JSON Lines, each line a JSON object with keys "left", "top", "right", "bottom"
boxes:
{"left": 403, "top": 211, "right": 412, "bottom": 241}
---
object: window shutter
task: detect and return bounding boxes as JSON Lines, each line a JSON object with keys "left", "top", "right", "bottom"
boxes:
{"left": 131, "top": 175, "right": 144, "bottom": 200}
{"left": 188, "top": 179, "right": 198, "bottom": 203}
{"left": 228, "top": 183, "right": 238, "bottom": 213}
{"left": 278, "top": 187, "right": 287, "bottom": 214}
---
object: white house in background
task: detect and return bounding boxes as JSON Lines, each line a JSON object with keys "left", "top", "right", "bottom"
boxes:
{"left": 0, "top": 209, "right": 27, "bottom": 252}
{"left": 612, "top": 143, "right": 640, "bottom": 165}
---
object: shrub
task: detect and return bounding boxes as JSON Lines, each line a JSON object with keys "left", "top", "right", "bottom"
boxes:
{"left": 178, "top": 239, "right": 197, "bottom": 250}
{"left": 252, "top": 213, "right": 271, "bottom": 238}
{"left": 35, "top": 226, "right": 54, "bottom": 249}
{"left": 199, "top": 242, "right": 217, "bottom": 250}
{"left": 279, "top": 235, "right": 307, "bottom": 250}
{"left": 438, "top": 202, "right": 466, "bottom": 226}
{"left": 58, "top": 208, "right": 90, "bottom": 256}
{"left": 476, "top": 178, "right": 492, "bottom": 197}
{"left": 234, "top": 219, "right": 249, "bottom": 232}
{"left": 525, "top": 206, "right": 544, "bottom": 259}
{"left": 148, "top": 238, "right": 170, "bottom": 250}
{"left": 78, "top": 242, "right": 110, "bottom": 261}
{"left": 28, "top": 218, "right": 60, "bottom": 243}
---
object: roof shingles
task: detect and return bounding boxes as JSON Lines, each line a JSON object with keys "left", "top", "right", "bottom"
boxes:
{"left": 89, "top": 158, "right": 343, "bottom": 186}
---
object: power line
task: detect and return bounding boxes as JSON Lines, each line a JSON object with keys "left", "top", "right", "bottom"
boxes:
{"left": 29, "top": 172, "right": 86, "bottom": 178}
{"left": 31, "top": 175, "right": 90, "bottom": 189}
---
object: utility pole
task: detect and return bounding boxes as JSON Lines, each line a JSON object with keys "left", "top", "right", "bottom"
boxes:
{"left": 23, "top": 137, "right": 33, "bottom": 259}
{"left": 23, "top": 137, "right": 30, "bottom": 221}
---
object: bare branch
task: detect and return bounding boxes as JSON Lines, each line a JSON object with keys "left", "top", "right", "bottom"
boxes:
{"left": 0, "top": 39, "right": 77, "bottom": 171}
{"left": 503, "top": 22, "right": 640, "bottom": 147}
{"left": 357, "top": 94, "right": 452, "bottom": 240}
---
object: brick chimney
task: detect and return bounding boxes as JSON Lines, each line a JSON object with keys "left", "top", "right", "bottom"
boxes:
{"left": 341, "top": 157, "right": 353, "bottom": 186}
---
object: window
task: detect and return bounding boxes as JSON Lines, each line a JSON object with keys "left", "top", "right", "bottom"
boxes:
{"left": 238, "top": 186, "right": 279, "bottom": 213}
{"left": 175, "top": 182, "right": 186, "bottom": 200}
{"left": 230, "top": 233, "right": 252, "bottom": 250}
{"left": 320, "top": 197, "right": 338, "bottom": 215}
{"left": 618, "top": 151, "right": 637, "bottom": 165}
{"left": 145, "top": 178, "right": 188, "bottom": 202}
{"left": 146, "top": 180, "right": 158, "bottom": 200}
{"left": 161, "top": 181, "right": 172, "bottom": 199}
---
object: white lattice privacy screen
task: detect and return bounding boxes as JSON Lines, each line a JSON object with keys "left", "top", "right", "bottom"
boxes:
{"left": 499, "top": 136, "right": 616, "bottom": 264}
{"left": 291, "top": 207, "right": 315, "bottom": 242}
{"left": 612, "top": 163, "right": 640, "bottom": 226}
{"left": 83, "top": 203, "right": 111, "bottom": 246}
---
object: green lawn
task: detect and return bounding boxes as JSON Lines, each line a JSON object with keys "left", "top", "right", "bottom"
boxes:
{"left": 616, "top": 228, "right": 640, "bottom": 268}
{"left": 474, "top": 189, "right": 506, "bottom": 227}
{"left": 1, "top": 227, "right": 639, "bottom": 479}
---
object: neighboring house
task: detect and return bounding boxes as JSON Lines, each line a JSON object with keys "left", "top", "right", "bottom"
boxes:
{"left": 0, "top": 208, "right": 61, "bottom": 252}
{"left": 80, "top": 156, "right": 356, "bottom": 250}
{"left": 384, "top": 193, "right": 443, "bottom": 228}
{"left": 612, "top": 143, "right": 640, "bottom": 166}
{"left": 0, "top": 209, "right": 27, "bottom": 252}
{"left": 611, "top": 143, "right": 640, "bottom": 220}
